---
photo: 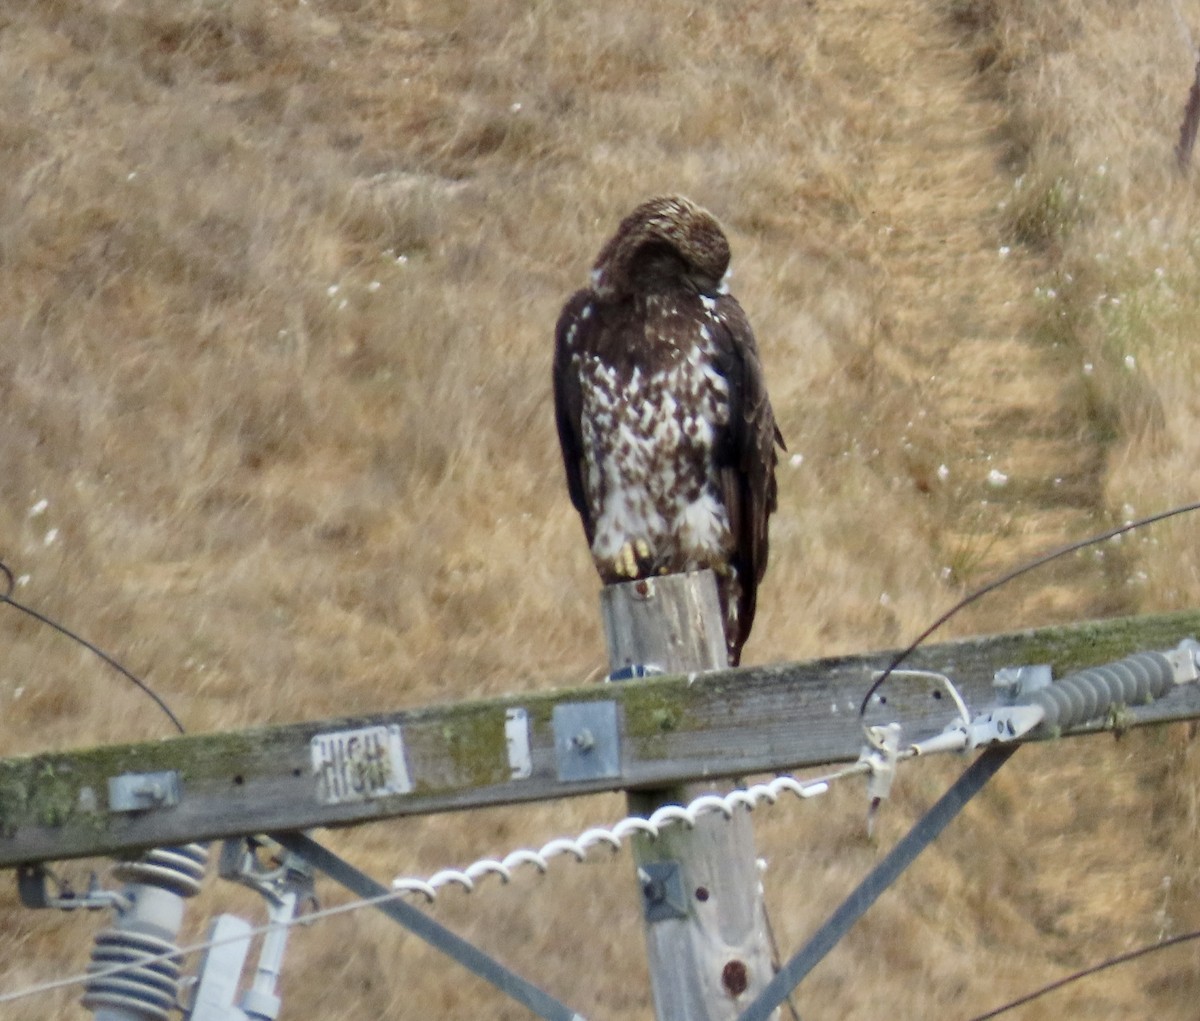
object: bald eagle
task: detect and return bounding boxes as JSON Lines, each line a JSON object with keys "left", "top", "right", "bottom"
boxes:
{"left": 553, "top": 196, "right": 783, "bottom": 666}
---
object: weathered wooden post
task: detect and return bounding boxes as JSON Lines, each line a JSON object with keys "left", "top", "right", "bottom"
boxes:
{"left": 600, "top": 570, "right": 780, "bottom": 1021}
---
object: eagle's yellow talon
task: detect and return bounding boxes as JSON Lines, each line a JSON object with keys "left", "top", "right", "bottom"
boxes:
{"left": 617, "top": 542, "right": 638, "bottom": 578}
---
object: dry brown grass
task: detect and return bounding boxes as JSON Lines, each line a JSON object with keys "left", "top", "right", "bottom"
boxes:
{"left": 4, "top": 0, "right": 1200, "bottom": 1017}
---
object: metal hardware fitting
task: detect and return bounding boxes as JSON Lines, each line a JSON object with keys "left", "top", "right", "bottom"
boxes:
{"left": 552, "top": 701, "right": 621, "bottom": 782}
{"left": 194, "top": 837, "right": 315, "bottom": 1021}
{"left": 1165, "top": 638, "right": 1200, "bottom": 683}
{"left": 107, "top": 770, "right": 181, "bottom": 813}
{"left": 861, "top": 723, "right": 901, "bottom": 836}
{"left": 505, "top": 707, "right": 532, "bottom": 780}
{"left": 638, "top": 862, "right": 688, "bottom": 922}
{"left": 16, "top": 863, "right": 126, "bottom": 912}
{"left": 993, "top": 664, "right": 1052, "bottom": 701}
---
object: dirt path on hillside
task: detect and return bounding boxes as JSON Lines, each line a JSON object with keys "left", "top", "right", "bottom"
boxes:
{"left": 768, "top": 8, "right": 1178, "bottom": 1019}
{"left": 815, "top": 0, "right": 1124, "bottom": 629}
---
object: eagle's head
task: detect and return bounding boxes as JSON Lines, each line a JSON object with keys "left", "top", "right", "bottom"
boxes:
{"left": 590, "top": 195, "right": 732, "bottom": 300}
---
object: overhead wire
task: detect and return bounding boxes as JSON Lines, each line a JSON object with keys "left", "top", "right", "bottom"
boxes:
{"left": 0, "top": 558, "right": 185, "bottom": 734}
{"left": 848, "top": 498, "right": 1200, "bottom": 1019}
{"left": 0, "top": 882, "right": 404, "bottom": 1006}
{"left": 966, "top": 927, "right": 1200, "bottom": 1020}
{"left": 857, "top": 500, "right": 1200, "bottom": 720}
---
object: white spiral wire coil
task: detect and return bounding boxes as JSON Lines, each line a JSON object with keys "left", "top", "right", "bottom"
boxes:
{"left": 0, "top": 764, "right": 866, "bottom": 1008}
{"left": 391, "top": 770, "right": 846, "bottom": 898}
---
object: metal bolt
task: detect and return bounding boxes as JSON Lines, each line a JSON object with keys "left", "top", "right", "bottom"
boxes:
{"left": 637, "top": 867, "right": 664, "bottom": 906}
{"left": 141, "top": 781, "right": 165, "bottom": 804}
{"left": 571, "top": 728, "right": 595, "bottom": 753}
{"left": 108, "top": 770, "right": 182, "bottom": 813}
{"left": 722, "top": 959, "right": 749, "bottom": 997}
{"left": 993, "top": 667, "right": 1023, "bottom": 699}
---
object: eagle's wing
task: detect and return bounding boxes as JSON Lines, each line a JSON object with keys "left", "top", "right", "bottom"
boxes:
{"left": 710, "top": 293, "right": 785, "bottom": 659}
{"left": 553, "top": 289, "right": 595, "bottom": 546}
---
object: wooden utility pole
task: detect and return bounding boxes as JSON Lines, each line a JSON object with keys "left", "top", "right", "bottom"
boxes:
{"left": 601, "top": 571, "right": 780, "bottom": 1021}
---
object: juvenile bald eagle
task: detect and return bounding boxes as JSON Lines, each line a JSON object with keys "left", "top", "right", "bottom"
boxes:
{"left": 553, "top": 196, "right": 783, "bottom": 666}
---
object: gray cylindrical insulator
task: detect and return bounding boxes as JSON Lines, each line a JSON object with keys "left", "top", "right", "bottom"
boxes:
{"left": 82, "top": 930, "right": 182, "bottom": 1021}
{"left": 83, "top": 844, "right": 210, "bottom": 1021}
{"left": 111, "top": 844, "right": 209, "bottom": 898}
{"left": 1029, "top": 651, "right": 1175, "bottom": 730}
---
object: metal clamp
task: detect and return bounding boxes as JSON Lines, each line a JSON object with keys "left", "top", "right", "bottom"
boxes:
{"left": 638, "top": 862, "right": 688, "bottom": 922}
{"left": 1165, "top": 638, "right": 1200, "bottom": 683}
{"left": 860, "top": 723, "right": 901, "bottom": 835}
{"left": 107, "top": 771, "right": 181, "bottom": 813}
{"left": 187, "top": 837, "right": 316, "bottom": 1021}
{"left": 16, "top": 863, "right": 127, "bottom": 912}
{"left": 993, "top": 664, "right": 1052, "bottom": 701}
{"left": 552, "top": 702, "right": 621, "bottom": 782}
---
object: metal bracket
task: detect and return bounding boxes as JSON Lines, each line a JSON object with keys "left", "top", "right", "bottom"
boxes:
{"left": 206, "top": 837, "right": 315, "bottom": 1021}
{"left": 15, "top": 862, "right": 123, "bottom": 911}
{"left": 218, "top": 836, "right": 315, "bottom": 908}
{"left": 966, "top": 705, "right": 1046, "bottom": 746}
{"left": 638, "top": 861, "right": 688, "bottom": 922}
{"left": 505, "top": 708, "right": 532, "bottom": 780}
{"left": 860, "top": 723, "right": 901, "bottom": 836}
{"left": 15, "top": 864, "right": 50, "bottom": 909}
{"left": 993, "top": 664, "right": 1052, "bottom": 701}
{"left": 862, "top": 724, "right": 901, "bottom": 801}
{"left": 552, "top": 701, "right": 621, "bottom": 782}
{"left": 1166, "top": 638, "right": 1200, "bottom": 683}
{"left": 107, "top": 770, "right": 181, "bottom": 812}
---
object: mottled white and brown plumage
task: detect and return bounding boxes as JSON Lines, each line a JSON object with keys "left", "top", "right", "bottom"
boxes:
{"left": 553, "top": 195, "right": 784, "bottom": 665}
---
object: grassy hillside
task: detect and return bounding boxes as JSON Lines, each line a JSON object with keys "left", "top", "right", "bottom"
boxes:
{"left": 3, "top": 0, "right": 1200, "bottom": 1017}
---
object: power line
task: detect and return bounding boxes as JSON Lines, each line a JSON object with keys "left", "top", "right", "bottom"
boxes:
{"left": 967, "top": 928, "right": 1200, "bottom": 1020}
{"left": 0, "top": 881, "right": 404, "bottom": 1006}
{"left": 858, "top": 500, "right": 1200, "bottom": 718}
{"left": 0, "top": 559, "right": 185, "bottom": 734}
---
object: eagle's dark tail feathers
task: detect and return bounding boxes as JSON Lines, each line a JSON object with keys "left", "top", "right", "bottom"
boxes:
{"left": 715, "top": 568, "right": 754, "bottom": 667}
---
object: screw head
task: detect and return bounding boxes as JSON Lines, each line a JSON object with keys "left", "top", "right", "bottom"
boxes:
{"left": 722, "top": 959, "right": 749, "bottom": 997}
